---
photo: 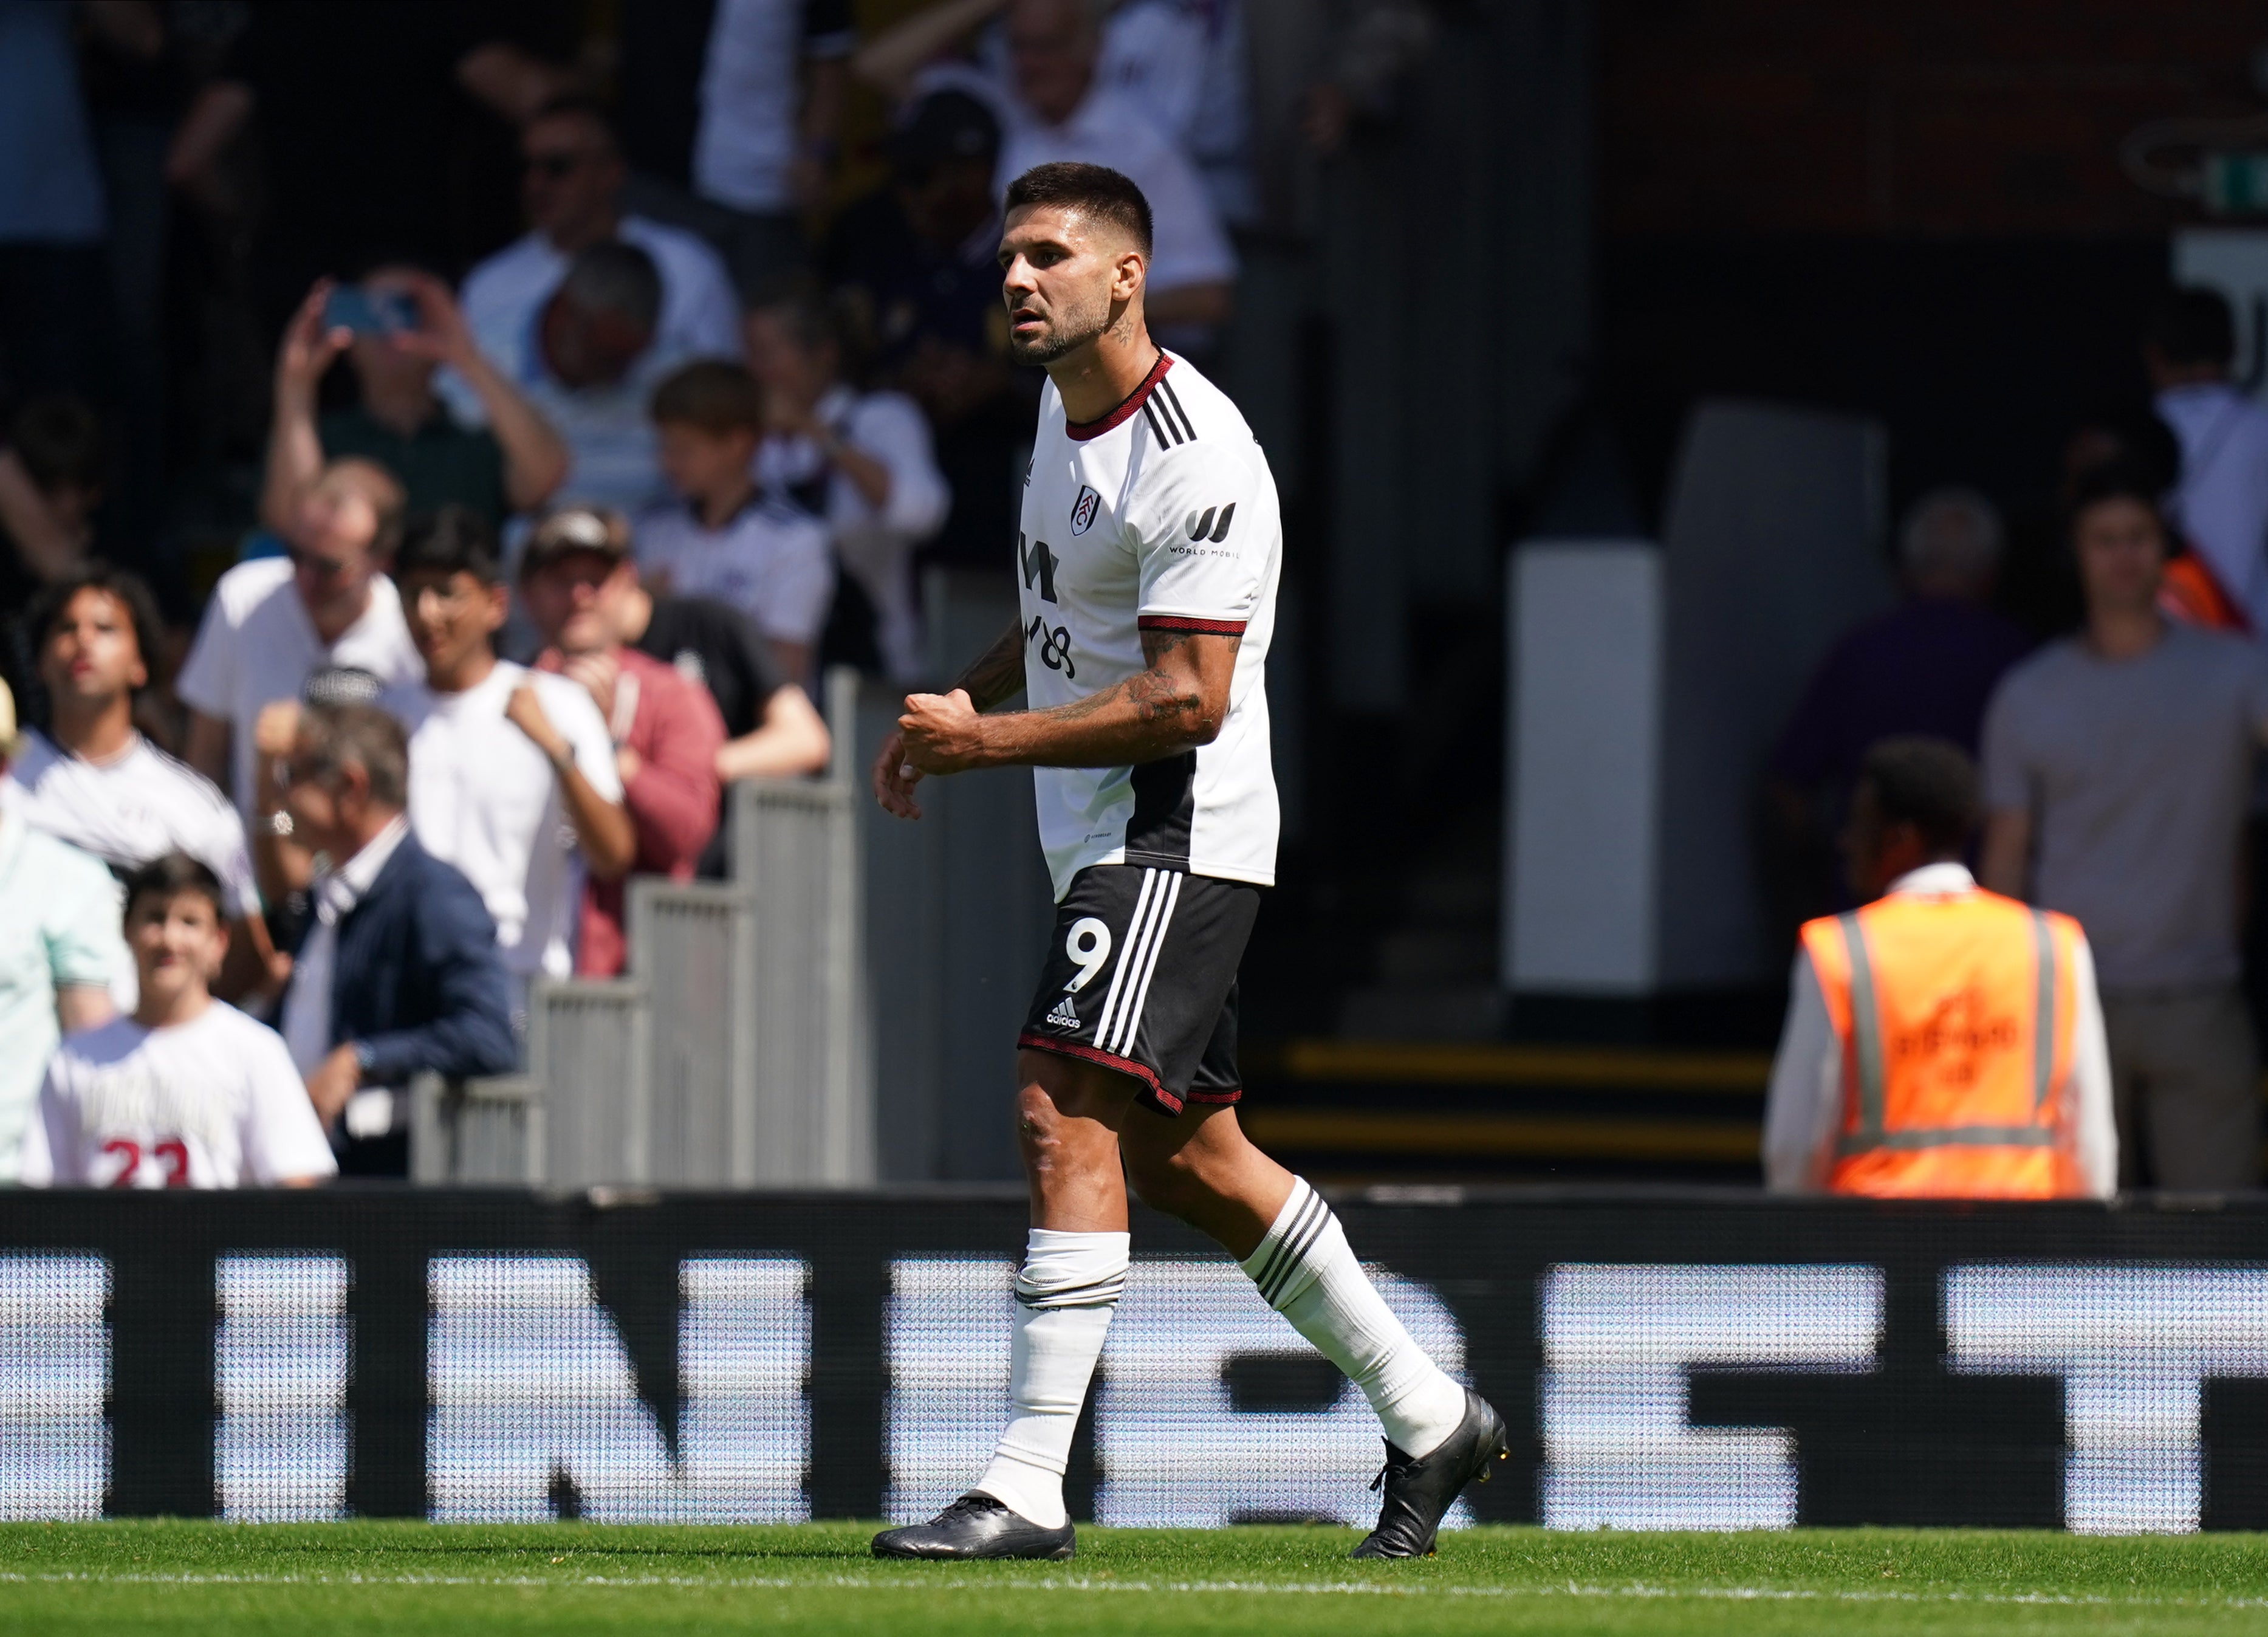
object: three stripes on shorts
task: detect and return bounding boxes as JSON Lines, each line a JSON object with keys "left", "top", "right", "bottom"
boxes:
{"left": 1092, "top": 867, "right": 1182, "bottom": 1057}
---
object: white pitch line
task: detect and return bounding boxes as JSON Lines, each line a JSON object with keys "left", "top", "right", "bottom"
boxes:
{"left": 2, "top": 1570, "right": 2267, "bottom": 1610}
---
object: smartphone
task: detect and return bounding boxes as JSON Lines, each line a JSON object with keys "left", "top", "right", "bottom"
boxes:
{"left": 322, "top": 286, "right": 418, "bottom": 337}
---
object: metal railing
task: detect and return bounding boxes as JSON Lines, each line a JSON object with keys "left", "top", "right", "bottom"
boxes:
{"left": 416, "top": 670, "right": 874, "bottom": 1189}
{"left": 416, "top": 575, "right": 1057, "bottom": 1188}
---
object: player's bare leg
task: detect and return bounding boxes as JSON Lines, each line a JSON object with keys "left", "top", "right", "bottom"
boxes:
{"left": 875, "top": 1051, "right": 1139, "bottom": 1560}
{"left": 1120, "top": 1102, "right": 1511, "bottom": 1557}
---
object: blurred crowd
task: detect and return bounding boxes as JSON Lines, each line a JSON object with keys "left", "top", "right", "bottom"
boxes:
{"left": 1765, "top": 286, "right": 2268, "bottom": 1196}
{"left": 0, "top": 0, "right": 1446, "bottom": 1189}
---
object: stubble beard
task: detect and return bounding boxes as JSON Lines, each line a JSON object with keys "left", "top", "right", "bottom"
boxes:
{"left": 1009, "top": 289, "right": 1112, "bottom": 366}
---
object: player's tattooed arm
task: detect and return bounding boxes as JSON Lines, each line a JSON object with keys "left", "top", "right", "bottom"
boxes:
{"left": 951, "top": 616, "right": 1030, "bottom": 713}
{"left": 897, "top": 624, "right": 1242, "bottom": 777}
{"left": 871, "top": 616, "right": 1031, "bottom": 819}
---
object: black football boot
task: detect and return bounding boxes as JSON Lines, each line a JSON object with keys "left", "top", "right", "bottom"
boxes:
{"left": 1350, "top": 1388, "right": 1510, "bottom": 1559}
{"left": 871, "top": 1492, "right": 1077, "bottom": 1561}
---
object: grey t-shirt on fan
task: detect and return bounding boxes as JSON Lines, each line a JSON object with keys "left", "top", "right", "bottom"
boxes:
{"left": 1981, "top": 622, "right": 2268, "bottom": 992}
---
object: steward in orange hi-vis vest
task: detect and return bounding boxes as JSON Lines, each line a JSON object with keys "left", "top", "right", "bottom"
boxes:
{"left": 1799, "top": 888, "right": 2089, "bottom": 1198}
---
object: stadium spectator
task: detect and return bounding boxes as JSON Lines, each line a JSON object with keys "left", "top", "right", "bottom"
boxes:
{"left": 173, "top": 9, "right": 584, "bottom": 302}
{"left": 0, "top": 676, "right": 123, "bottom": 1181}
{"left": 2145, "top": 287, "right": 2268, "bottom": 633}
{"left": 1766, "top": 488, "right": 2033, "bottom": 921}
{"left": 1980, "top": 463, "right": 2268, "bottom": 1190}
{"left": 4, "top": 566, "right": 280, "bottom": 1003}
{"left": 827, "top": 89, "right": 1037, "bottom": 572}
{"left": 19, "top": 853, "right": 336, "bottom": 1190}
{"left": 519, "top": 520, "right": 725, "bottom": 977}
{"left": 177, "top": 458, "right": 423, "bottom": 816}
{"left": 383, "top": 509, "right": 632, "bottom": 1012}
{"left": 614, "top": 0, "right": 857, "bottom": 299}
{"left": 260, "top": 271, "right": 569, "bottom": 537}
{"left": 504, "top": 240, "right": 682, "bottom": 515}
{"left": 274, "top": 701, "right": 517, "bottom": 1176}
{"left": 636, "top": 362, "right": 835, "bottom": 682}
{"left": 857, "top": 0, "right": 1253, "bottom": 228}
{"left": 854, "top": 0, "right": 1236, "bottom": 337}
{"left": 1764, "top": 737, "right": 2115, "bottom": 1198}
{"left": 745, "top": 280, "right": 951, "bottom": 681}
{"left": 535, "top": 506, "right": 833, "bottom": 802}
{"left": 444, "top": 95, "right": 740, "bottom": 484}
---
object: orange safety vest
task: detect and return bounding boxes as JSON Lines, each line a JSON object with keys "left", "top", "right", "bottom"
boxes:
{"left": 1798, "top": 887, "right": 2086, "bottom": 1199}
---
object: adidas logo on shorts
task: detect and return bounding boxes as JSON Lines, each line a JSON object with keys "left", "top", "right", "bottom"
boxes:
{"left": 1044, "top": 995, "right": 1080, "bottom": 1030}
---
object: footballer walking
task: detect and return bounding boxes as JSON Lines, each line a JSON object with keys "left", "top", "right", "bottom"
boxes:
{"left": 869, "top": 161, "right": 1506, "bottom": 1561}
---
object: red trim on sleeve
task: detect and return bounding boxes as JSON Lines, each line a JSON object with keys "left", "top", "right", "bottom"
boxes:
{"left": 1065, "top": 352, "right": 1173, "bottom": 442}
{"left": 1016, "top": 1032, "right": 1186, "bottom": 1113}
{"left": 1137, "top": 616, "right": 1248, "bottom": 635}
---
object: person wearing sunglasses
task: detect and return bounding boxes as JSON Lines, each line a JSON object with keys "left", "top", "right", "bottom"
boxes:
{"left": 178, "top": 459, "right": 423, "bottom": 822}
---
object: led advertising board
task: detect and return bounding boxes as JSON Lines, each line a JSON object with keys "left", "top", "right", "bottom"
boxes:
{"left": 9, "top": 1190, "right": 2268, "bottom": 1532}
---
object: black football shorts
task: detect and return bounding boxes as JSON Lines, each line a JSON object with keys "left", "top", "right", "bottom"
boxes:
{"left": 1016, "top": 863, "right": 1261, "bottom": 1114}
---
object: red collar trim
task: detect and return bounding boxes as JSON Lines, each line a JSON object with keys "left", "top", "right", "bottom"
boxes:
{"left": 1064, "top": 352, "right": 1171, "bottom": 442}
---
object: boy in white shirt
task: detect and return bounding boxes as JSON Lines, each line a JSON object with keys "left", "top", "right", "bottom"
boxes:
{"left": 382, "top": 509, "right": 633, "bottom": 1007}
{"left": 635, "top": 360, "right": 834, "bottom": 683}
{"left": 21, "top": 853, "right": 336, "bottom": 1189}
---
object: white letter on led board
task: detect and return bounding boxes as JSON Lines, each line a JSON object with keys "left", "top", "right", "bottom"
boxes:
{"left": 1540, "top": 1263, "right": 1882, "bottom": 1529}
{"left": 1945, "top": 1265, "right": 2268, "bottom": 1534}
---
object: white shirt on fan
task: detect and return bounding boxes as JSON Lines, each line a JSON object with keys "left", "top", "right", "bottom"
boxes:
{"left": 175, "top": 558, "right": 423, "bottom": 818}
{"left": 693, "top": 0, "right": 858, "bottom": 214}
{"left": 913, "top": 64, "right": 1236, "bottom": 298}
{"left": 19, "top": 1001, "right": 338, "bottom": 1188}
{"left": 1016, "top": 351, "right": 1280, "bottom": 900}
{"left": 634, "top": 494, "right": 836, "bottom": 650}
{"left": 753, "top": 383, "right": 951, "bottom": 681}
{"left": 1, "top": 728, "right": 259, "bottom": 917}
{"left": 385, "top": 662, "right": 623, "bottom": 982}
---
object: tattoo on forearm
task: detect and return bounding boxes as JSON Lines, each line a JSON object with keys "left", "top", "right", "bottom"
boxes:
{"left": 973, "top": 623, "right": 1241, "bottom": 768}
{"left": 952, "top": 618, "right": 1027, "bottom": 712}
{"left": 1125, "top": 668, "right": 1201, "bottom": 727}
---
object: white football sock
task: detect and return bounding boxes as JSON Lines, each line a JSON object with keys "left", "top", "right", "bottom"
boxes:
{"left": 1241, "top": 1177, "right": 1468, "bottom": 1458}
{"left": 974, "top": 1228, "right": 1128, "bottom": 1529}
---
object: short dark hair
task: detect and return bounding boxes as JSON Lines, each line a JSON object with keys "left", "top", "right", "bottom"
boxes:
{"left": 2146, "top": 286, "right": 2236, "bottom": 369}
{"left": 2066, "top": 458, "right": 2168, "bottom": 550}
{"left": 1858, "top": 736, "right": 1980, "bottom": 856}
{"left": 10, "top": 395, "right": 104, "bottom": 493}
{"left": 122, "top": 851, "right": 227, "bottom": 922}
{"left": 558, "top": 240, "right": 662, "bottom": 332}
{"left": 527, "top": 92, "right": 622, "bottom": 155}
{"left": 395, "top": 504, "right": 503, "bottom": 586}
{"left": 1004, "top": 161, "right": 1153, "bottom": 255}
{"left": 32, "top": 563, "right": 165, "bottom": 693}
{"left": 296, "top": 701, "right": 409, "bottom": 808}
{"left": 650, "top": 359, "right": 766, "bottom": 435}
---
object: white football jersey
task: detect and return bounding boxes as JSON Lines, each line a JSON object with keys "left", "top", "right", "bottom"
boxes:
{"left": 19, "top": 1003, "right": 338, "bottom": 1189}
{"left": 1, "top": 729, "right": 259, "bottom": 916}
{"left": 1016, "top": 351, "right": 1280, "bottom": 900}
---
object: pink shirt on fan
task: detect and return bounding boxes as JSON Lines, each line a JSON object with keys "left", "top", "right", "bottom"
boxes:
{"left": 536, "top": 645, "right": 725, "bottom": 977}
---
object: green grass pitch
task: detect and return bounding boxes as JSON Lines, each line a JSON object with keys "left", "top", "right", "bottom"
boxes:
{"left": 3, "top": 1522, "right": 2267, "bottom": 1634}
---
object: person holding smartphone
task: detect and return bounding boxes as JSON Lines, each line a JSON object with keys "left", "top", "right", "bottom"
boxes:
{"left": 259, "top": 270, "right": 571, "bottom": 539}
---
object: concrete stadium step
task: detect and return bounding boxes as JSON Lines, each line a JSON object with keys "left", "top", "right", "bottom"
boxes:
{"left": 1238, "top": 1039, "right": 1770, "bottom": 1184}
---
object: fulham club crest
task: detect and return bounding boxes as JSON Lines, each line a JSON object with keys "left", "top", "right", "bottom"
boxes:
{"left": 1069, "top": 485, "right": 1101, "bottom": 535}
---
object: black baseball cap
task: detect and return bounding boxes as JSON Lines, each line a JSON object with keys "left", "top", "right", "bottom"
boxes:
{"left": 886, "top": 89, "right": 1001, "bottom": 174}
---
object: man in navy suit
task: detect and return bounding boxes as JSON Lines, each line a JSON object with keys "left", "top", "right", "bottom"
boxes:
{"left": 274, "top": 701, "right": 516, "bottom": 1176}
